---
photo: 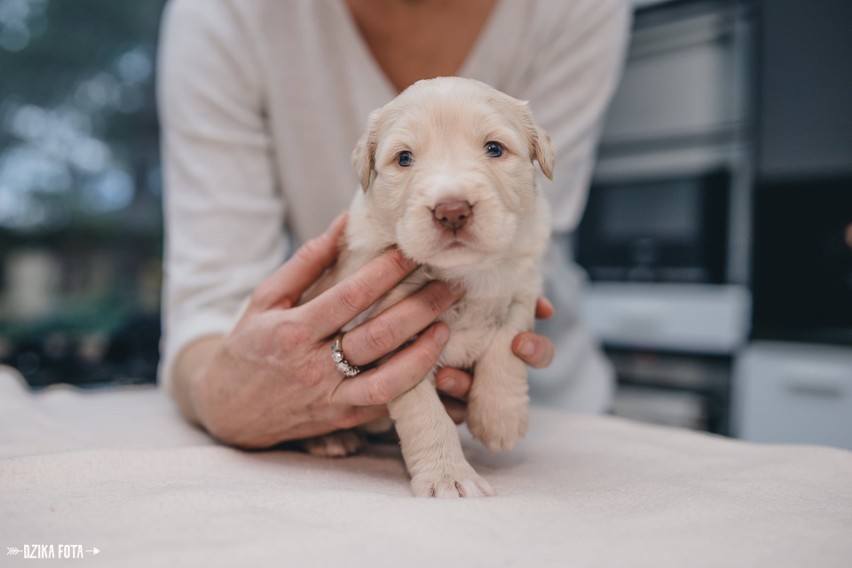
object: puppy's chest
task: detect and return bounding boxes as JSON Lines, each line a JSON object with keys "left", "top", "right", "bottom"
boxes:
{"left": 435, "top": 296, "right": 508, "bottom": 369}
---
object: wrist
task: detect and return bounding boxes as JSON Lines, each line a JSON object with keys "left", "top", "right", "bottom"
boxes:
{"left": 178, "top": 337, "right": 270, "bottom": 449}
{"left": 172, "top": 335, "right": 224, "bottom": 427}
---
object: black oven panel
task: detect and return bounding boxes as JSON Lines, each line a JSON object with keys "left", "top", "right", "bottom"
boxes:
{"left": 577, "top": 171, "right": 730, "bottom": 284}
{"left": 751, "top": 177, "right": 852, "bottom": 344}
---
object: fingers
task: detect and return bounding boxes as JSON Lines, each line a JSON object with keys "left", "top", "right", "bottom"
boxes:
{"left": 535, "top": 297, "right": 555, "bottom": 320}
{"left": 333, "top": 323, "right": 449, "bottom": 407}
{"left": 512, "top": 331, "right": 555, "bottom": 369}
{"left": 302, "top": 248, "right": 418, "bottom": 336}
{"left": 340, "top": 281, "right": 464, "bottom": 366}
{"left": 440, "top": 396, "right": 467, "bottom": 425}
{"left": 434, "top": 367, "right": 472, "bottom": 401}
{"left": 436, "top": 367, "right": 472, "bottom": 425}
{"left": 253, "top": 212, "right": 348, "bottom": 309}
{"left": 337, "top": 404, "right": 390, "bottom": 430}
{"left": 526, "top": 298, "right": 554, "bottom": 368}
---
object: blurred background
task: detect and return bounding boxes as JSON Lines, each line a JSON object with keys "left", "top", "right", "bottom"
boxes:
{"left": 0, "top": 0, "right": 164, "bottom": 387}
{"left": 0, "top": 0, "right": 850, "bottom": 448}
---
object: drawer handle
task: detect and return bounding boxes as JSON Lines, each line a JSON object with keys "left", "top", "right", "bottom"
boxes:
{"left": 785, "top": 383, "right": 847, "bottom": 399}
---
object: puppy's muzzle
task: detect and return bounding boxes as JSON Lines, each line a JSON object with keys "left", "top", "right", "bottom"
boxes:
{"left": 433, "top": 200, "right": 473, "bottom": 233}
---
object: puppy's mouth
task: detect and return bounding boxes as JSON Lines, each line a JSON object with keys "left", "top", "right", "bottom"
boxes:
{"left": 431, "top": 217, "right": 479, "bottom": 250}
{"left": 440, "top": 234, "right": 474, "bottom": 249}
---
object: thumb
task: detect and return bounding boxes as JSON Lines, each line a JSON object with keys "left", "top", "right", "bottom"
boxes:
{"left": 251, "top": 212, "right": 348, "bottom": 310}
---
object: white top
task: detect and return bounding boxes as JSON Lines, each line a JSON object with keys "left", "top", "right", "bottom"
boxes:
{"left": 157, "top": 0, "right": 631, "bottom": 410}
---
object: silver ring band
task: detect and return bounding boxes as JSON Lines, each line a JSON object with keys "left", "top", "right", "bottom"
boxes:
{"left": 331, "top": 334, "right": 361, "bottom": 378}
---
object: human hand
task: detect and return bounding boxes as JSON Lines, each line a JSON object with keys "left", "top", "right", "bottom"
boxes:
{"left": 435, "top": 297, "right": 556, "bottom": 424}
{"left": 188, "top": 212, "right": 465, "bottom": 449}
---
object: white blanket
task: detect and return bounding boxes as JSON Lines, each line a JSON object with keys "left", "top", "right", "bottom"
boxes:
{"left": 2, "top": 366, "right": 850, "bottom": 567}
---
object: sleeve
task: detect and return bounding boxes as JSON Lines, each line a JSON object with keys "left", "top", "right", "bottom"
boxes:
{"left": 521, "top": 0, "right": 632, "bottom": 233}
{"left": 518, "top": 0, "right": 631, "bottom": 411}
{"left": 156, "top": 0, "right": 288, "bottom": 391}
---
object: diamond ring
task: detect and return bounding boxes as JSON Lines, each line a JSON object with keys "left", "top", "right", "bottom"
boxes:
{"left": 331, "top": 334, "right": 361, "bottom": 378}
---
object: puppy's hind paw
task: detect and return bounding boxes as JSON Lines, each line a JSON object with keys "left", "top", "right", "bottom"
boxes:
{"left": 302, "top": 430, "right": 364, "bottom": 458}
{"left": 410, "top": 470, "right": 495, "bottom": 498}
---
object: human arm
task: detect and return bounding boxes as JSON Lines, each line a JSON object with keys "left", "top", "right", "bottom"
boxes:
{"left": 521, "top": 0, "right": 632, "bottom": 233}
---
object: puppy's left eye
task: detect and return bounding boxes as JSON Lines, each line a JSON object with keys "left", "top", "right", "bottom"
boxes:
{"left": 485, "top": 141, "right": 504, "bottom": 158}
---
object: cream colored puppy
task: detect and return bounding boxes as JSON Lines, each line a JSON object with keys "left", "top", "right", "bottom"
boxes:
{"left": 309, "top": 77, "right": 554, "bottom": 498}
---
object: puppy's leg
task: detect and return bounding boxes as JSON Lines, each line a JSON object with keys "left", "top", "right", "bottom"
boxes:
{"left": 390, "top": 375, "right": 495, "bottom": 498}
{"left": 467, "top": 297, "right": 536, "bottom": 453}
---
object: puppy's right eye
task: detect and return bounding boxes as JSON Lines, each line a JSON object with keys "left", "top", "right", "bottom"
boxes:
{"left": 485, "top": 141, "right": 504, "bottom": 158}
{"left": 397, "top": 151, "right": 414, "bottom": 167}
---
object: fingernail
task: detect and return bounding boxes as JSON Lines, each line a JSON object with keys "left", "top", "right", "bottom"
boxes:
{"left": 438, "top": 377, "right": 456, "bottom": 393}
{"left": 433, "top": 324, "right": 450, "bottom": 344}
{"left": 518, "top": 338, "right": 535, "bottom": 358}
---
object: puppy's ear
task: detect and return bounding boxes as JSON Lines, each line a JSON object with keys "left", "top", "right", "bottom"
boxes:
{"left": 352, "top": 109, "right": 381, "bottom": 192}
{"left": 531, "top": 125, "right": 556, "bottom": 181}
{"left": 518, "top": 101, "right": 556, "bottom": 181}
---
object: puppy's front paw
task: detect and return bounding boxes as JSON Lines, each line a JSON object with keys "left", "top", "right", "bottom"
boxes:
{"left": 302, "top": 430, "right": 363, "bottom": 458}
{"left": 410, "top": 468, "right": 495, "bottom": 498}
{"left": 467, "top": 396, "right": 528, "bottom": 453}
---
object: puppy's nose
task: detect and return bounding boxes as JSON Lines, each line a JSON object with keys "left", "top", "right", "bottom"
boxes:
{"left": 433, "top": 200, "right": 472, "bottom": 232}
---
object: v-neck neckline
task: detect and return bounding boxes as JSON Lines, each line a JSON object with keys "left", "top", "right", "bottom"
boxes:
{"left": 334, "top": 0, "right": 507, "bottom": 99}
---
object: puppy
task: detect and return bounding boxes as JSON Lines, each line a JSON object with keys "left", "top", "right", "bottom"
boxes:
{"left": 306, "top": 77, "right": 554, "bottom": 498}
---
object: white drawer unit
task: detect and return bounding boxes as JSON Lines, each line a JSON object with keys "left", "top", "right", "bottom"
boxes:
{"left": 733, "top": 342, "right": 852, "bottom": 450}
{"left": 580, "top": 283, "right": 751, "bottom": 354}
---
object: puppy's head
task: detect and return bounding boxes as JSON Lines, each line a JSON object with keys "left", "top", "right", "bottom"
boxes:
{"left": 352, "top": 77, "right": 555, "bottom": 269}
